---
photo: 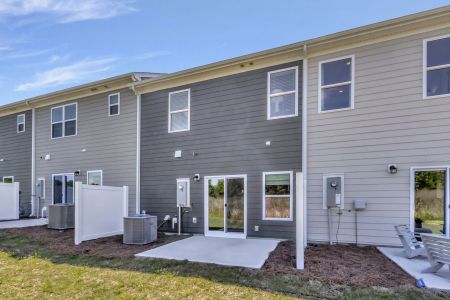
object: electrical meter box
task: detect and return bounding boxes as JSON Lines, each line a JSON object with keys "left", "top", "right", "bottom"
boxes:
{"left": 176, "top": 178, "right": 190, "bottom": 207}
{"left": 36, "top": 179, "right": 45, "bottom": 198}
{"left": 326, "top": 176, "right": 342, "bottom": 208}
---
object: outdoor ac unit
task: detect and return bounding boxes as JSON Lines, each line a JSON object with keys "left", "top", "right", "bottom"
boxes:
{"left": 48, "top": 204, "right": 75, "bottom": 230}
{"left": 123, "top": 215, "right": 157, "bottom": 245}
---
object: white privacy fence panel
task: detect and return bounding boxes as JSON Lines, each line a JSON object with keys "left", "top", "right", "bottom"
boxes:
{"left": 74, "top": 182, "right": 128, "bottom": 245}
{"left": 0, "top": 182, "right": 20, "bottom": 221}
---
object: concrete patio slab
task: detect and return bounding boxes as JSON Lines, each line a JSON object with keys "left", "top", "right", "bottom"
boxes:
{"left": 378, "top": 247, "right": 450, "bottom": 290}
{"left": 0, "top": 218, "right": 48, "bottom": 229}
{"left": 136, "top": 236, "right": 280, "bottom": 269}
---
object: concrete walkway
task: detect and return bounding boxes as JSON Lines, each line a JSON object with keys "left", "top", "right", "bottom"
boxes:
{"left": 0, "top": 218, "right": 48, "bottom": 229}
{"left": 378, "top": 247, "right": 450, "bottom": 290}
{"left": 136, "top": 236, "right": 280, "bottom": 269}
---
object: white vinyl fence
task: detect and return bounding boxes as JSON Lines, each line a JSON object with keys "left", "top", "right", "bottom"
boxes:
{"left": 74, "top": 182, "right": 128, "bottom": 245}
{"left": 0, "top": 182, "right": 20, "bottom": 221}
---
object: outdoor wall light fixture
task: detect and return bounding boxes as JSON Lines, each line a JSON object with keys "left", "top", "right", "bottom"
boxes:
{"left": 387, "top": 164, "right": 398, "bottom": 174}
{"left": 0, "top": 158, "right": 4, "bottom": 162}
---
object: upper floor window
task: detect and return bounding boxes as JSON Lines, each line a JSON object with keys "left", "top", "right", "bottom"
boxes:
{"left": 424, "top": 35, "right": 450, "bottom": 98}
{"left": 108, "top": 93, "right": 120, "bottom": 116}
{"left": 17, "top": 114, "right": 25, "bottom": 133}
{"left": 267, "top": 67, "right": 298, "bottom": 119}
{"left": 51, "top": 103, "right": 77, "bottom": 139}
{"left": 319, "top": 56, "right": 354, "bottom": 112}
{"left": 169, "top": 89, "right": 190, "bottom": 133}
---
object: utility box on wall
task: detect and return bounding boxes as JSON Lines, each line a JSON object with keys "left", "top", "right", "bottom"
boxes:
{"left": 323, "top": 174, "right": 344, "bottom": 209}
{"left": 176, "top": 178, "right": 190, "bottom": 207}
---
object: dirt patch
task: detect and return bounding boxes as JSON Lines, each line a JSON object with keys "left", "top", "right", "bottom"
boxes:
{"left": 4, "top": 226, "right": 188, "bottom": 258}
{"left": 263, "top": 241, "right": 415, "bottom": 288}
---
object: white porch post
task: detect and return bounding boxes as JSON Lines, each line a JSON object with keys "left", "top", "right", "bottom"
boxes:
{"left": 296, "top": 172, "right": 304, "bottom": 269}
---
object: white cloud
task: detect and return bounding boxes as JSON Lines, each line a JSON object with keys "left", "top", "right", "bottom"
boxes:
{"left": 0, "top": 0, "right": 136, "bottom": 23}
{"left": 134, "top": 51, "right": 170, "bottom": 61}
{"left": 15, "top": 57, "right": 117, "bottom": 91}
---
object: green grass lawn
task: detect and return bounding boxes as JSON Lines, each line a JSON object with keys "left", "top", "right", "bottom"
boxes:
{"left": 0, "top": 230, "right": 449, "bottom": 300}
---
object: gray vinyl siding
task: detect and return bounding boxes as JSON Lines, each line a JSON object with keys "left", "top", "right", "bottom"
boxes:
{"left": 0, "top": 111, "right": 32, "bottom": 216}
{"left": 307, "top": 27, "right": 450, "bottom": 246}
{"left": 35, "top": 88, "right": 137, "bottom": 215}
{"left": 140, "top": 61, "right": 302, "bottom": 239}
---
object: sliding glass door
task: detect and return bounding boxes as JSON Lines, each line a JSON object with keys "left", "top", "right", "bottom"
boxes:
{"left": 413, "top": 168, "right": 449, "bottom": 236}
{"left": 205, "top": 175, "right": 246, "bottom": 238}
{"left": 53, "top": 174, "right": 74, "bottom": 204}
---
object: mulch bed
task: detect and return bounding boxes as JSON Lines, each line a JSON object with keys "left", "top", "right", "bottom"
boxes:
{"left": 4, "top": 226, "right": 188, "bottom": 258}
{"left": 263, "top": 241, "right": 415, "bottom": 288}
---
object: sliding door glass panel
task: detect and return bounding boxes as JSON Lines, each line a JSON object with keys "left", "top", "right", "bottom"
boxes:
{"left": 53, "top": 175, "right": 63, "bottom": 204}
{"left": 226, "top": 178, "right": 244, "bottom": 233}
{"left": 414, "top": 170, "right": 446, "bottom": 235}
{"left": 65, "top": 175, "right": 74, "bottom": 204}
{"left": 208, "top": 178, "right": 224, "bottom": 232}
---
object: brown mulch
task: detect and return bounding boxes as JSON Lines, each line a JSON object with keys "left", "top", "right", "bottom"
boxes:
{"left": 4, "top": 226, "right": 188, "bottom": 258}
{"left": 263, "top": 241, "right": 415, "bottom": 288}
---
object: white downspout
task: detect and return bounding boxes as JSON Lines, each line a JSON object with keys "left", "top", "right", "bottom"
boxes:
{"left": 30, "top": 107, "right": 36, "bottom": 217}
{"left": 302, "top": 45, "right": 308, "bottom": 247}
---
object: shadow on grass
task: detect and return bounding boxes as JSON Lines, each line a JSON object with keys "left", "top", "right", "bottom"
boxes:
{"left": 0, "top": 230, "right": 447, "bottom": 300}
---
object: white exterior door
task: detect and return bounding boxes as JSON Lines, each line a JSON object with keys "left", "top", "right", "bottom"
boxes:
{"left": 204, "top": 175, "right": 247, "bottom": 238}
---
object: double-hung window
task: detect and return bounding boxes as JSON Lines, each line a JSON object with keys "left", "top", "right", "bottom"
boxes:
{"left": 17, "top": 114, "right": 25, "bottom": 133}
{"left": 2, "top": 176, "right": 14, "bottom": 183}
{"left": 108, "top": 93, "right": 120, "bottom": 116}
{"left": 51, "top": 103, "right": 77, "bottom": 139}
{"left": 87, "top": 170, "right": 102, "bottom": 186}
{"left": 169, "top": 89, "right": 190, "bottom": 133}
{"left": 263, "top": 171, "right": 293, "bottom": 221}
{"left": 319, "top": 56, "right": 354, "bottom": 112}
{"left": 424, "top": 35, "right": 450, "bottom": 98}
{"left": 267, "top": 67, "right": 298, "bottom": 119}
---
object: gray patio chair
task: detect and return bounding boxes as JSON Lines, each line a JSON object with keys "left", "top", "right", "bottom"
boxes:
{"left": 421, "top": 234, "right": 450, "bottom": 273}
{"left": 394, "top": 225, "right": 427, "bottom": 258}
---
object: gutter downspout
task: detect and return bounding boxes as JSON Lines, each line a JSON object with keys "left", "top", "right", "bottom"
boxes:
{"left": 302, "top": 45, "right": 308, "bottom": 248}
{"left": 30, "top": 104, "right": 36, "bottom": 217}
{"left": 131, "top": 81, "right": 141, "bottom": 216}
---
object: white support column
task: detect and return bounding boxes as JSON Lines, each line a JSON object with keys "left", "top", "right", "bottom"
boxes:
{"left": 135, "top": 94, "right": 141, "bottom": 215}
{"left": 302, "top": 51, "right": 308, "bottom": 247}
{"left": 296, "top": 172, "right": 304, "bottom": 269}
{"left": 31, "top": 108, "right": 36, "bottom": 217}
{"left": 74, "top": 181, "right": 82, "bottom": 245}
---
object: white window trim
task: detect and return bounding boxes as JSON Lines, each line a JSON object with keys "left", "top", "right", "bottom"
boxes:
{"left": 168, "top": 89, "right": 191, "bottom": 133}
{"left": 17, "top": 114, "right": 25, "bottom": 133}
{"left": 51, "top": 173, "right": 75, "bottom": 204}
{"left": 318, "top": 55, "right": 355, "bottom": 113}
{"left": 2, "top": 176, "right": 14, "bottom": 183}
{"left": 51, "top": 102, "right": 78, "bottom": 139}
{"left": 262, "top": 171, "right": 294, "bottom": 221}
{"left": 267, "top": 66, "right": 299, "bottom": 120}
{"left": 423, "top": 34, "right": 450, "bottom": 100}
{"left": 322, "top": 173, "right": 345, "bottom": 209}
{"left": 409, "top": 166, "right": 450, "bottom": 237}
{"left": 108, "top": 93, "right": 121, "bottom": 116}
{"left": 87, "top": 170, "right": 103, "bottom": 186}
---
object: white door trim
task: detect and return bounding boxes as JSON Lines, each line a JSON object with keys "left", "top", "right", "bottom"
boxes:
{"left": 204, "top": 174, "right": 247, "bottom": 238}
{"left": 410, "top": 166, "right": 450, "bottom": 237}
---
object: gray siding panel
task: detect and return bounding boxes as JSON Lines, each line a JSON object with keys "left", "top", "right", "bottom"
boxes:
{"left": 141, "top": 61, "right": 302, "bottom": 239}
{"left": 307, "top": 27, "right": 450, "bottom": 246}
{"left": 35, "top": 88, "right": 137, "bottom": 215}
{"left": 0, "top": 111, "right": 32, "bottom": 216}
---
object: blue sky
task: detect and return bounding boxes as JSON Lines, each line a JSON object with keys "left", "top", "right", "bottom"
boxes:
{"left": 0, "top": 0, "right": 449, "bottom": 105}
